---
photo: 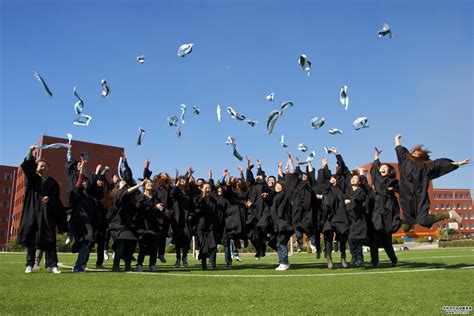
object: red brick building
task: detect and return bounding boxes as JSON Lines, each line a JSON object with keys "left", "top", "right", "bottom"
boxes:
{"left": 361, "top": 161, "right": 473, "bottom": 240}
{"left": 0, "top": 165, "right": 16, "bottom": 250}
{"left": 9, "top": 135, "right": 124, "bottom": 242}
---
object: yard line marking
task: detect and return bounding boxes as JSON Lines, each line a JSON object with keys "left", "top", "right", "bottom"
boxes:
{"left": 55, "top": 263, "right": 473, "bottom": 278}
{"left": 295, "top": 255, "right": 474, "bottom": 265}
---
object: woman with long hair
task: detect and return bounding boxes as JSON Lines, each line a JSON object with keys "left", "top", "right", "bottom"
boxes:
{"left": 395, "top": 134, "right": 470, "bottom": 231}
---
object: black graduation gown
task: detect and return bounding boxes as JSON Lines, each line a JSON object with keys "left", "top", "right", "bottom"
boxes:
{"left": 246, "top": 168, "right": 268, "bottom": 240}
{"left": 108, "top": 187, "right": 137, "bottom": 241}
{"left": 65, "top": 159, "right": 79, "bottom": 209}
{"left": 288, "top": 169, "right": 317, "bottom": 234}
{"left": 269, "top": 188, "right": 293, "bottom": 243}
{"left": 370, "top": 159, "right": 401, "bottom": 233}
{"left": 318, "top": 166, "right": 349, "bottom": 235}
{"left": 214, "top": 194, "right": 227, "bottom": 245}
{"left": 345, "top": 187, "right": 367, "bottom": 240}
{"left": 222, "top": 185, "right": 248, "bottom": 240}
{"left": 87, "top": 173, "right": 108, "bottom": 230}
{"left": 17, "top": 157, "right": 67, "bottom": 249}
{"left": 170, "top": 186, "right": 193, "bottom": 246}
{"left": 193, "top": 195, "right": 218, "bottom": 258}
{"left": 396, "top": 145, "right": 458, "bottom": 227}
{"left": 153, "top": 185, "right": 173, "bottom": 238}
{"left": 135, "top": 192, "right": 163, "bottom": 252}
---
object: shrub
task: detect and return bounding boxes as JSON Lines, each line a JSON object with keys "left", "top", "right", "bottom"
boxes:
{"left": 438, "top": 240, "right": 474, "bottom": 248}
{"left": 6, "top": 238, "right": 25, "bottom": 252}
{"left": 392, "top": 238, "right": 404, "bottom": 245}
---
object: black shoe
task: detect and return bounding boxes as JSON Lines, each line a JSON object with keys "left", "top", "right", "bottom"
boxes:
{"left": 391, "top": 259, "right": 398, "bottom": 267}
{"left": 371, "top": 261, "right": 378, "bottom": 267}
{"left": 316, "top": 252, "right": 321, "bottom": 260}
{"left": 131, "top": 256, "right": 137, "bottom": 262}
{"left": 124, "top": 266, "right": 132, "bottom": 272}
{"left": 96, "top": 264, "right": 105, "bottom": 269}
{"left": 112, "top": 267, "right": 121, "bottom": 272}
{"left": 354, "top": 260, "right": 363, "bottom": 267}
{"left": 202, "top": 264, "right": 208, "bottom": 270}
{"left": 158, "top": 255, "right": 167, "bottom": 263}
{"left": 226, "top": 262, "right": 232, "bottom": 268}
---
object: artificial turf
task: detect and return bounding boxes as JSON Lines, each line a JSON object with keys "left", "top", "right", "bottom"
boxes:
{"left": 1, "top": 248, "right": 473, "bottom": 315}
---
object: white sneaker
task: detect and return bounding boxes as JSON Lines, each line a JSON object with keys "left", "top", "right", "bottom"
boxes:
{"left": 65, "top": 237, "right": 72, "bottom": 245}
{"left": 234, "top": 256, "right": 242, "bottom": 262}
{"left": 33, "top": 264, "right": 41, "bottom": 270}
{"left": 25, "top": 266, "right": 33, "bottom": 274}
{"left": 275, "top": 264, "right": 283, "bottom": 271}
{"left": 278, "top": 263, "right": 290, "bottom": 271}
{"left": 449, "top": 211, "right": 462, "bottom": 223}
{"left": 104, "top": 251, "right": 109, "bottom": 261}
{"left": 51, "top": 267, "right": 61, "bottom": 274}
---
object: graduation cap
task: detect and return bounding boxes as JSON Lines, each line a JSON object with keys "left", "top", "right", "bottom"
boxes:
{"left": 280, "top": 101, "right": 294, "bottom": 116}
{"left": 180, "top": 104, "right": 187, "bottom": 124}
{"left": 353, "top": 117, "right": 369, "bottom": 130}
{"left": 67, "top": 133, "right": 73, "bottom": 146}
{"left": 298, "top": 151, "right": 316, "bottom": 165}
{"left": 378, "top": 23, "right": 392, "bottom": 38}
{"left": 266, "top": 92, "right": 275, "bottom": 102}
{"left": 32, "top": 70, "right": 53, "bottom": 98}
{"left": 280, "top": 135, "right": 288, "bottom": 148}
{"left": 225, "top": 136, "right": 243, "bottom": 161}
{"left": 245, "top": 120, "right": 257, "bottom": 127}
{"left": 101, "top": 79, "right": 110, "bottom": 98}
{"left": 167, "top": 116, "right": 179, "bottom": 127}
{"left": 310, "top": 117, "right": 325, "bottom": 129}
{"left": 137, "top": 128, "right": 145, "bottom": 145}
{"left": 226, "top": 106, "right": 246, "bottom": 121}
{"left": 328, "top": 128, "right": 343, "bottom": 135}
{"left": 216, "top": 105, "right": 222, "bottom": 122}
{"left": 340, "top": 86, "right": 349, "bottom": 111}
{"left": 298, "top": 54, "right": 311, "bottom": 77}
{"left": 177, "top": 43, "right": 193, "bottom": 57}
{"left": 266, "top": 110, "right": 281, "bottom": 134}
{"left": 73, "top": 114, "right": 92, "bottom": 126}
{"left": 192, "top": 105, "right": 200, "bottom": 116}
{"left": 298, "top": 143, "right": 308, "bottom": 152}
{"left": 176, "top": 125, "right": 182, "bottom": 138}
{"left": 137, "top": 55, "right": 145, "bottom": 64}
{"left": 73, "top": 86, "right": 84, "bottom": 115}
{"left": 324, "top": 146, "right": 337, "bottom": 154}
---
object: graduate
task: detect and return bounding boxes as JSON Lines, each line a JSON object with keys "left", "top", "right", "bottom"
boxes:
{"left": 68, "top": 157, "right": 97, "bottom": 272}
{"left": 395, "top": 134, "right": 470, "bottom": 231}
{"left": 192, "top": 183, "right": 219, "bottom": 270}
{"left": 244, "top": 157, "right": 269, "bottom": 259}
{"left": 135, "top": 179, "right": 165, "bottom": 272}
{"left": 19, "top": 145, "right": 67, "bottom": 274}
{"left": 368, "top": 147, "right": 401, "bottom": 267}
{"left": 65, "top": 145, "right": 82, "bottom": 245}
{"left": 170, "top": 173, "right": 194, "bottom": 268}
{"left": 151, "top": 171, "right": 174, "bottom": 263}
{"left": 108, "top": 179, "right": 142, "bottom": 272}
{"left": 317, "top": 158, "right": 350, "bottom": 269}
{"left": 344, "top": 171, "right": 368, "bottom": 267}
{"left": 270, "top": 161, "right": 293, "bottom": 271}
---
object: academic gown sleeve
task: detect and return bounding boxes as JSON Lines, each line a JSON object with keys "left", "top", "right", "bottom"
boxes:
{"left": 426, "top": 158, "right": 458, "bottom": 180}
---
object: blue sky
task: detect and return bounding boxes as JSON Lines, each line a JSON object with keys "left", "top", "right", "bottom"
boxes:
{"left": 0, "top": 0, "right": 472, "bottom": 192}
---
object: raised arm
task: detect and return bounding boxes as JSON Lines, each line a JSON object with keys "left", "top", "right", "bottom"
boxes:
{"left": 394, "top": 134, "right": 409, "bottom": 164}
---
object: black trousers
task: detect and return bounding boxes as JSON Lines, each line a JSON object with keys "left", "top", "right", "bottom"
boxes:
{"left": 370, "top": 231, "right": 397, "bottom": 264}
{"left": 157, "top": 236, "right": 166, "bottom": 257}
{"left": 95, "top": 227, "right": 107, "bottom": 266}
{"left": 27, "top": 246, "right": 58, "bottom": 268}
{"left": 113, "top": 239, "right": 136, "bottom": 269}
{"left": 323, "top": 230, "right": 347, "bottom": 259}
{"left": 350, "top": 239, "right": 364, "bottom": 262}
{"left": 137, "top": 240, "right": 158, "bottom": 266}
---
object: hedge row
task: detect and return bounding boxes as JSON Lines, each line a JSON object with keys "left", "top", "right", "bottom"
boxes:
{"left": 438, "top": 240, "right": 474, "bottom": 248}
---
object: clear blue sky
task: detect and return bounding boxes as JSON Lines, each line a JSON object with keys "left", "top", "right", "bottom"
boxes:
{"left": 1, "top": 0, "right": 472, "bottom": 192}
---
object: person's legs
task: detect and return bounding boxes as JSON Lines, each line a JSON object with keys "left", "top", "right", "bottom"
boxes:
{"left": 137, "top": 241, "right": 146, "bottom": 267}
{"left": 294, "top": 229, "right": 303, "bottom": 253}
{"left": 124, "top": 240, "right": 136, "bottom": 271}
{"left": 323, "top": 231, "right": 334, "bottom": 269}
{"left": 224, "top": 238, "right": 232, "bottom": 266}
{"left": 48, "top": 245, "right": 59, "bottom": 268}
{"left": 338, "top": 232, "right": 348, "bottom": 268}
{"left": 34, "top": 249, "right": 43, "bottom": 269}
{"left": 74, "top": 244, "right": 91, "bottom": 272}
{"left": 26, "top": 247, "right": 35, "bottom": 267}
{"left": 96, "top": 228, "right": 106, "bottom": 267}
{"left": 149, "top": 240, "right": 158, "bottom": 268}
{"left": 276, "top": 235, "right": 290, "bottom": 270}
{"left": 112, "top": 240, "right": 124, "bottom": 270}
{"left": 209, "top": 248, "right": 217, "bottom": 268}
{"left": 380, "top": 232, "right": 397, "bottom": 266}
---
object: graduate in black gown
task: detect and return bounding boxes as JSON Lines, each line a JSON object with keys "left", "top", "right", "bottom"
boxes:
{"left": 19, "top": 145, "right": 67, "bottom": 274}
{"left": 368, "top": 147, "right": 400, "bottom": 267}
{"left": 152, "top": 172, "right": 174, "bottom": 263}
{"left": 170, "top": 174, "right": 194, "bottom": 268}
{"left": 108, "top": 179, "right": 142, "bottom": 272}
{"left": 394, "top": 134, "right": 470, "bottom": 231}
{"left": 135, "top": 179, "right": 164, "bottom": 272}
{"left": 244, "top": 157, "right": 269, "bottom": 259}
{"left": 68, "top": 158, "right": 97, "bottom": 272}
{"left": 192, "top": 183, "right": 219, "bottom": 270}
{"left": 270, "top": 161, "right": 293, "bottom": 271}
{"left": 317, "top": 158, "right": 350, "bottom": 269}
{"left": 344, "top": 172, "right": 368, "bottom": 267}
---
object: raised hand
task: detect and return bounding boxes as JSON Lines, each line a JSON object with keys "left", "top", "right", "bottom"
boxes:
{"left": 321, "top": 158, "right": 328, "bottom": 167}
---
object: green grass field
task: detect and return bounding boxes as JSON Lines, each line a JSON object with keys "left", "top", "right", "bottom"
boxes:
{"left": 1, "top": 248, "right": 473, "bottom": 315}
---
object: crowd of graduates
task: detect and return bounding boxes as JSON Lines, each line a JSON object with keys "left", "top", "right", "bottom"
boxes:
{"left": 17, "top": 134, "right": 469, "bottom": 273}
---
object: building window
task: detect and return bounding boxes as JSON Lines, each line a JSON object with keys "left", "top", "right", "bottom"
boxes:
{"left": 2, "top": 187, "right": 11, "bottom": 194}
{"left": 443, "top": 224, "right": 447, "bottom": 229}
{"left": 470, "top": 205, "right": 472, "bottom": 210}
{"left": 450, "top": 193, "right": 453, "bottom": 198}
{"left": 441, "top": 203, "right": 445, "bottom": 209}
{"left": 455, "top": 194, "right": 458, "bottom": 198}
{"left": 433, "top": 193, "right": 436, "bottom": 199}
{"left": 1, "top": 201, "right": 9, "bottom": 209}
{"left": 437, "top": 224, "right": 441, "bottom": 229}
{"left": 4, "top": 173, "right": 12, "bottom": 181}
{"left": 463, "top": 204, "right": 467, "bottom": 209}
{"left": 446, "top": 204, "right": 451, "bottom": 209}
{"left": 435, "top": 203, "right": 439, "bottom": 209}
{"left": 438, "top": 193, "right": 442, "bottom": 198}
{"left": 457, "top": 203, "right": 461, "bottom": 209}
{"left": 460, "top": 194, "right": 464, "bottom": 198}
{"left": 444, "top": 193, "right": 448, "bottom": 198}
{"left": 472, "top": 224, "right": 474, "bottom": 229}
